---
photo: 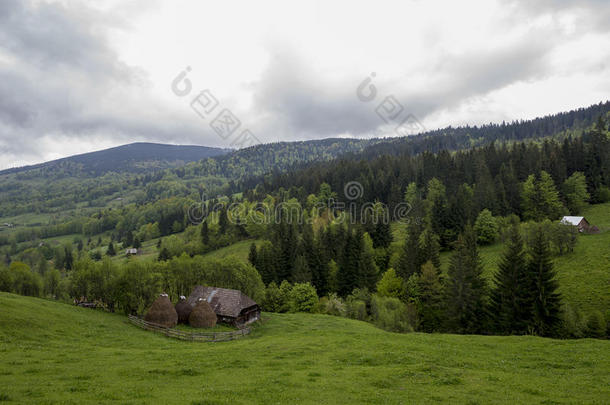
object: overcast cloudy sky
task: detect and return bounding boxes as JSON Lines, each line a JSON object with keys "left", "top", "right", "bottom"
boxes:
{"left": 0, "top": 0, "right": 609, "bottom": 169}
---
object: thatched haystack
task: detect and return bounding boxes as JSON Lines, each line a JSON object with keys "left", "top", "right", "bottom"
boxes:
{"left": 175, "top": 295, "right": 191, "bottom": 323}
{"left": 144, "top": 293, "right": 178, "bottom": 327}
{"left": 189, "top": 298, "right": 217, "bottom": 328}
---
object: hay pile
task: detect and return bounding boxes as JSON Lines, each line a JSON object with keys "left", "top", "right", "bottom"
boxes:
{"left": 175, "top": 295, "right": 192, "bottom": 323}
{"left": 144, "top": 294, "right": 178, "bottom": 327}
{"left": 189, "top": 298, "right": 217, "bottom": 328}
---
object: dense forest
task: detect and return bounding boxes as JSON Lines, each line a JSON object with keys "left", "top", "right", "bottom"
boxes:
{"left": 1, "top": 102, "right": 606, "bottom": 218}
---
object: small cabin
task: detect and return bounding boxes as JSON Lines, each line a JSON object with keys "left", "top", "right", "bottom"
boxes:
{"left": 125, "top": 248, "right": 140, "bottom": 256}
{"left": 560, "top": 216, "right": 593, "bottom": 233}
{"left": 186, "top": 286, "right": 260, "bottom": 327}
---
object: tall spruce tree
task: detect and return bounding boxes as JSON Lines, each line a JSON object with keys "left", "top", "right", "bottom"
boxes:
{"left": 527, "top": 226, "right": 562, "bottom": 336}
{"left": 490, "top": 224, "right": 531, "bottom": 334}
{"left": 201, "top": 220, "right": 209, "bottom": 245}
{"left": 256, "top": 241, "right": 278, "bottom": 284}
{"left": 445, "top": 226, "right": 488, "bottom": 334}
{"left": 358, "top": 232, "right": 379, "bottom": 291}
{"left": 418, "top": 261, "right": 444, "bottom": 332}
{"left": 338, "top": 228, "right": 360, "bottom": 296}
{"left": 107, "top": 241, "right": 116, "bottom": 257}
{"left": 418, "top": 227, "right": 441, "bottom": 271}
{"left": 397, "top": 220, "right": 424, "bottom": 281}
{"left": 218, "top": 206, "right": 229, "bottom": 234}
{"left": 248, "top": 242, "right": 258, "bottom": 267}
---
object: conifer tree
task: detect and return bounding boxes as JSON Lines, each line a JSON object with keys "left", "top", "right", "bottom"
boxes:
{"left": 527, "top": 225, "right": 562, "bottom": 336}
{"left": 157, "top": 247, "right": 170, "bottom": 261}
{"left": 445, "top": 226, "right": 488, "bottom": 333}
{"left": 256, "top": 241, "right": 278, "bottom": 284}
{"left": 427, "top": 178, "right": 452, "bottom": 247}
{"left": 418, "top": 261, "right": 444, "bottom": 332}
{"left": 490, "top": 224, "right": 531, "bottom": 334}
{"left": 292, "top": 254, "right": 312, "bottom": 283}
{"left": 107, "top": 241, "right": 116, "bottom": 257}
{"left": 473, "top": 160, "right": 498, "bottom": 214}
{"left": 248, "top": 242, "right": 258, "bottom": 267}
{"left": 201, "top": 220, "right": 209, "bottom": 245}
{"left": 358, "top": 232, "right": 379, "bottom": 291}
{"left": 338, "top": 228, "right": 360, "bottom": 296}
{"left": 373, "top": 218, "right": 392, "bottom": 249}
{"left": 418, "top": 227, "right": 441, "bottom": 271}
{"left": 124, "top": 230, "right": 134, "bottom": 247}
{"left": 396, "top": 220, "right": 423, "bottom": 281}
{"left": 218, "top": 206, "right": 229, "bottom": 234}
{"left": 303, "top": 224, "right": 328, "bottom": 296}
{"left": 584, "top": 116, "right": 610, "bottom": 202}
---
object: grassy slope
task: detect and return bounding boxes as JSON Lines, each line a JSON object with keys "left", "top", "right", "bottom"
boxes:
{"left": 439, "top": 203, "right": 610, "bottom": 314}
{"left": 201, "top": 239, "right": 262, "bottom": 262}
{"left": 0, "top": 294, "right": 608, "bottom": 404}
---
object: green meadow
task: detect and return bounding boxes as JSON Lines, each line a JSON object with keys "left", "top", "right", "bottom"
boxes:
{"left": 0, "top": 292, "right": 608, "bottom": 404}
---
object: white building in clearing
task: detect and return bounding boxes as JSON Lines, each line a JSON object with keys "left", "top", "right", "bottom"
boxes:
{"left": 560, "top": 216, "right": 591, "bottom": 232}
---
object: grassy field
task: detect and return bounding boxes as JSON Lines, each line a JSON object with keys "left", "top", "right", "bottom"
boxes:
{"left": 438, "top": 202, "right": 610, "bottom": 314}
{"left": 0, "top": 293, "right": 609, "bottom": 404}
{"left": 201, "top": 239, "right": 263, "bottom": 262}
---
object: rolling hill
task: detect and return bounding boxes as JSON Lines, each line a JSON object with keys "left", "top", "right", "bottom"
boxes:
{"left": 1, "top": 142, "right": 232, "bottom": 176}
{"left": 0, "top": 292, "right": 608, "bottom": 404}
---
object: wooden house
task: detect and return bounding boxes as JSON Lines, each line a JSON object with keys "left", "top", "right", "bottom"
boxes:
{"left": 186, "top": 286, "right": 260, "bottom": 327}
{"left": 560, "top": 216, "right": 592, "bottom": 233}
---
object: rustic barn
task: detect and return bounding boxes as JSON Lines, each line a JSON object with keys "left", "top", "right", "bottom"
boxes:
{"left": 560, "top": 216, "right": 595, "bottom": 233}
{"left": 125, "top": 248, "right": 140, "bottom": 256}
{"left": 144, "top": 293, "right": 178, "bottom": 327}
{"left": 186, "top": 286, "right": 260, "bottom": 327}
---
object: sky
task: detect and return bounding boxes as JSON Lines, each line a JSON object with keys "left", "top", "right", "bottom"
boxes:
{"left": 0, "top": 0, "right": 609, "bottom": 169}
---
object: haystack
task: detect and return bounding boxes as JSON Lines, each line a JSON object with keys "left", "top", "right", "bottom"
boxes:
{"left": 144, "top": 293, "right": 178, "bottom": 327}
{"left": 189, "top": 298, "right": 217, "bottom": 328}
{"left": 175, "top": 295, "right": 192, "bottom": 323}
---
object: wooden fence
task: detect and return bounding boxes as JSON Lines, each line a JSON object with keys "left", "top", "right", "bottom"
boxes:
{"left": 128, "top": 315, "right": 250, "bottom": 342}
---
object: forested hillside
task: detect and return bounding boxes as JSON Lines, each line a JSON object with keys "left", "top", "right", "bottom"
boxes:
{"left": 1, "top": 142, "right": 231, "bottom": 176}
{"left": 1, "top": 102, "right": 607, "bottom": 220}
{"left": 1, "top": 104, "right": 609, "bottom": 339}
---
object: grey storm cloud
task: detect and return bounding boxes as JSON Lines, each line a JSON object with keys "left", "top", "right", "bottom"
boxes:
{"left": 0, "top": 0, "right": 210, "bottom": 163}
{"left": 250, "top": 48, "right": 381, "bottom": 138}
{"left": 250, "top": 36, "right": 554, "bottom": 138}
{"left": 0, "top": 0, "right": 609, "bottom": 168}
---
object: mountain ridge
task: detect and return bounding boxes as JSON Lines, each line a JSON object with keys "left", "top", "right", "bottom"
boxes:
{"left": 1, "top": 142, "right": 232, "bottom": 176}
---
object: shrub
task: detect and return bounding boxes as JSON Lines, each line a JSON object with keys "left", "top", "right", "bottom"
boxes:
{"left": 289, "top": 282, "right": 318, "bottom": 313}
{"left": 262, "top": 282, "right": 283, "bottom": 312}
{"left": 585, "top": 311, "right": 607, "bottom": 338}
{"left": 44, "top": 269, "right": 61, "bottom": 298}
{"left": 561, "top": 304, "right": 587, "bottom": 338}
{"left": 345, "top": 298, "right": 368, "bottom": 321}
{"left": 0, "top": 265, "right": 13, "bottom": 292}
{"left": 278, "top": 280, "right": 293, "bottom": 313}
{"left": 323, "top": 293, "right": 345, "bottom": 316}
{"left": 10, "top": 262, "right": 42, "bottom": 297}
{"left": 370, "top": 294, "right": 412, "bottom": 333}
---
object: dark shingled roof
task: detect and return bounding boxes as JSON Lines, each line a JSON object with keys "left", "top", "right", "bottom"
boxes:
{"left": 186, "top": 286, "right": 258, "bottom": 318}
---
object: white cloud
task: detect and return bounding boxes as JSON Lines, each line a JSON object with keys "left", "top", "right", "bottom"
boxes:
{"left": 0, "top": 0, "right": 608, "bottom": 169}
